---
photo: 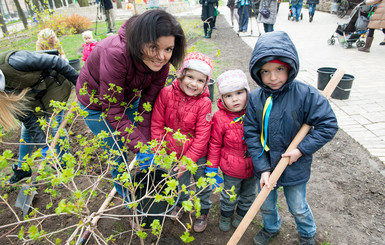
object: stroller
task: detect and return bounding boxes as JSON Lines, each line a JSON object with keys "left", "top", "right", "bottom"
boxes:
{"left": 327, "top": 3, "right": 374, "bottom": 48}
{"left": 288, "top": 0, "right": 303, "bottom": 21}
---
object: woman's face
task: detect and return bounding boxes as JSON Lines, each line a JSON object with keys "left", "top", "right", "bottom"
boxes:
{"left": 48, "top": 35, "right": 56, "bottom": 44}
{"left": 142, "top": 36, "right": 175, "bottom": 72}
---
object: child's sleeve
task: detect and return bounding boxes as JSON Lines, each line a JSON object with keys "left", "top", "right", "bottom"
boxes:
{"left": 243, "top": 94, "right": 272, "bottom": 173}
{"left": 150, "top": 88, "right": 167, "bottom": 143}
{"left": 297, "top": 89, "right": 338, "bottom": 155}
{"left": 184, "top": 99, "right": 212, "bottom": 163}
{"left": 207, "top": 112, "right": 223, "bottom": 169}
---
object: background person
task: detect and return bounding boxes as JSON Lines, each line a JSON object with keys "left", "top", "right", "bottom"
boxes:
{"left": 257, "top": 0, "right": 278, "bottom": 33}
{"left": 306, "top": 0, "right": 319, "bottom": 22}
{"left": 100, "top": 0, "right": 116, "bottom": 34}
{"left": 0, "top": 50, "right": 78, "bottom": 184}
{"left": 237, "top": 0, "right": 250, "bottom": 33}
{"left": 200, "top": 0, "right": 217, "bottom": 38}
{"left": 290, "top": 0, "right": 304, "bottom": 22}
{"left": 81, "top": 30, "right": 98, "bottom": 62}
{"left": 76, "top": 10, "right": 186, "bottom": 201}
{"left": 36, "top": 28, "right": 66, "bottom": 60}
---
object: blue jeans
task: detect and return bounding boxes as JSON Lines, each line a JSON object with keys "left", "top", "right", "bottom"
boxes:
{"left": 263, "top": 23, "right": 274, "bottom": 33}
{"left": 18, "top": 110, "right": 67, "bottom": 168}
{"left": 238, "top": 5, "right": 249, "bottom": 32}
{"left": 79, "top": 100, "right": 139, "bottom": 200}
{"left": 291, "top": 3, "right": 303, "bottom": 21}
{"left": 308, "top": 4, "right": 316, "bottom": 15}
{"left": 257, "top": 181, "right": 316, "bottom": 238}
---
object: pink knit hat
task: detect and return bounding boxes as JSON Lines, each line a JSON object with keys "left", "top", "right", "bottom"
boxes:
{"left": 179, "top": 52, "right": 213, "bottom": 82}
{"left": 217, "top": 69, "right": 250, "bottom": 96}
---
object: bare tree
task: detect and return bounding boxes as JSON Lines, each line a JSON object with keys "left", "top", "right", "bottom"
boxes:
{"left": 0, "top": 12, "right": 8, "bottom": 36}
{"left": 77, "top": 0, "right": 89, "bottom": 7}
{"left": 14, "top": 0, "right": 29, "bottom": 30}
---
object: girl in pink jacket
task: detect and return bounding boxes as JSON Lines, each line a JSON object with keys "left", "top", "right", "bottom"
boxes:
{"left": 81, "top": 31, "right": 98, "bottom": 62}
{"left": 207, "top": 69, "right": 257, "bottom": 232}
{"left": 151, "top": 52, "right": 213, "bottom": 233}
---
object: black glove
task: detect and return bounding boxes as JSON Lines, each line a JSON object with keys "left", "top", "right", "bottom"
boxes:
{"left": 17, "top": 111, "right": 47, "bottom": 148}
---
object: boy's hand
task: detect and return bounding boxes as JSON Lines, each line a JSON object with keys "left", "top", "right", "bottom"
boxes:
{"left": 260, "top": 171, "right": 271, "bottom": 189}
{"left": 281, "top": 148, "right": 303, "bottom": 165}
{"left": 174, "top": 165, "right": 187, "bottom": 179}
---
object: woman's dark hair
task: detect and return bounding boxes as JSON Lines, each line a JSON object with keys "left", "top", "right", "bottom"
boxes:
{"left": 125, "top": 10, "right": 186, "bottom": 68}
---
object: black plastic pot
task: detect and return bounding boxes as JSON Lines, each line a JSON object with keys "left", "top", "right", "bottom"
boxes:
{"left": 69, "top": 59, "right": 81, "bottom": 71}
{"left": 317, "top": 67, "right": 354, "bottom": 100}
{"left": 208, "top": 79, "right": 216, "bottom": 102}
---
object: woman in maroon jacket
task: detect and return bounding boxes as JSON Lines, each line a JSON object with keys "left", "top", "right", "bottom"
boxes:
{"left": 76, "top": 10, "right": 186, "bottom": 200}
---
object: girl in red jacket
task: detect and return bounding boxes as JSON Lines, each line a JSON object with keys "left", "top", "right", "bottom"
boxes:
{"left": 151, "top": 52, "right": 213, "bottom": 233}
{"left": 81, "top": 31, "right": 98, "bottom": 62}
{"left": 207, "top": 69, "right": 257, "bottom": 232}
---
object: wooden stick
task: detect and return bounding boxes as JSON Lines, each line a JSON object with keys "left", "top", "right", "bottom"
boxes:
{"left": 227, "top": 68, "right": 345, "bottom": 245}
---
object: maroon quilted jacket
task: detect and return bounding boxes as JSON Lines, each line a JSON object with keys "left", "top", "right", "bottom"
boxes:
{"left": 151, "top": 79, "right": 212, "bottom": 163}
{"left": 207, "top": 99, "right": 254, "bottom": 179}
{"left": 76, "top": 20, "right": 169, "bottom": 152}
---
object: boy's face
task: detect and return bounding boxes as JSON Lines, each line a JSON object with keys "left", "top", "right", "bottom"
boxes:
{"left": 180, "top": 69, "right": 207, "bottom": 97}
{"left": 260, "top": 62, "right": 289, "bottom": 90}
{"left": 222, "top": 88, "right": 247, "bottom": 112}
{"left": 84, "top": 36, "right": 92, "bottom": 44}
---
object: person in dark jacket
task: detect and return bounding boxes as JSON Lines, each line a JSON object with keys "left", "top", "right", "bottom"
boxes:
{"left": 76, "top": 9, "right": 186, "bottom": 201}
{"left": 200, "top": 0, "right": 217, "bottom": 38}
{"left": 244, "top": 31, "right": 338, "bottom": 245}
{"left": 0, "top": 50, "right": 78, "bottom": 184}
{"left": 306, "top": 0, "right": 319, "bottom": 22}
{"left": 100, "top": 0, "right": 116, "bottom": 33}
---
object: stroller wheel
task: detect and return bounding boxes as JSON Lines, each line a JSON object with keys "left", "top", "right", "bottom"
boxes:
{"left": 288, "top": 13, "right": 291, "bottom": 20}
{"left": 327, "top": 38, "right": 335, "bottom": 45}
{"left": 356, "top": 40, "right": 365, "bottom": 47}
{"left": 344, "top": 42, "right": 352, "bottom": 49}
{"left": 300, "top": 13, "right": 303, "bottom": 20}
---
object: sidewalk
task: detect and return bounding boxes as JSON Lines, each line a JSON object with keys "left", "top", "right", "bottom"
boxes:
{"left": 218, "top": 3, "right": 385, "bottom": 165}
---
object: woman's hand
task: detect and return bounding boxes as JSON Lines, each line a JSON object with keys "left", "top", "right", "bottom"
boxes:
{"left": 174, "top": 165, "right": 187, "bottom": 179}
{"left": 281, "top": 148, "right": 303, "bottom": 165}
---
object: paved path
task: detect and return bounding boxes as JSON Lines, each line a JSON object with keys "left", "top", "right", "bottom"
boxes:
{"left": 176, "top": 2, "right": 385, "bottom": 165}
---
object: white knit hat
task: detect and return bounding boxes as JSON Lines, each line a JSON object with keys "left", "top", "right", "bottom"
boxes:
{"left": 217, "top": 69, "right": 250, "bottom": 96}
{"left": 82, "top": 30, "right": 93, "bottom": 41}
{"left": 179, "top": 52, "right": 213, "bottom": 82}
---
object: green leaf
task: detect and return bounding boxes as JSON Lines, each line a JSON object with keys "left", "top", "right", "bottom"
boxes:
{"left": 180, "top": 231, "right": 195, "bottom": 243}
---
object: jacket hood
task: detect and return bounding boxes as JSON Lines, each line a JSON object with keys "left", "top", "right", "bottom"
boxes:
{"left": 172, "top": 78, "right": 210, "bottom": 99}
{"left": 249, "top": 31, "right": 299, "bottom": 94}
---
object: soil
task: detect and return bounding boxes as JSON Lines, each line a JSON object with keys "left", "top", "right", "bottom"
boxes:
{"left": 0, "top": 15, "right": 384, "bottom": 245}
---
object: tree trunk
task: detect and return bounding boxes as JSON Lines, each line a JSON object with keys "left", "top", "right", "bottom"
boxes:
{"left": 31, "top": 0, "right": 41, "bottom": 13}
{"left": 116, "top": 0, "right": 122, "bottom": 9}
{"left": 24, "top": 0, "right": 34, "bottom": 16}
{"left": 77, "top": 0, "right": 90, "bottom": 7}
{"left": 53, "top": 0, "right": 61, "bottom": 8}
{"left": 14, "top": 0, "right": 29, "bottom": 30}
{"left": 0, "top": 12, "right": 8, "bottom": 36}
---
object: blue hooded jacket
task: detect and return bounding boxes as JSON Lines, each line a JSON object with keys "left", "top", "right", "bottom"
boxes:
{"left": 244, "top": 31, "right": 338, "bottom": 186}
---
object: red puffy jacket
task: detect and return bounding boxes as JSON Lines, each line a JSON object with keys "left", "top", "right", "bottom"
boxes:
{"left": 207, "top": 99, "right": 254, "bottom": 179}
{"left": 151, "top": 79, "right": 212, "bottom": 163}
{"left": 76, "top": 20, "right": 169, "bottom": 152}
{"left": 82, "top": 42, "right": 97, "bottom": 62}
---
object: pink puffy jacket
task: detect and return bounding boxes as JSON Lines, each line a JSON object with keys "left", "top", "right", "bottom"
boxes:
{"left": 207, "top": 99, "right": 254, "bottom": 179}
{"left": 82, "top": 42, "right": 97, "bottom": 62}
{"left": 76, "top": 20, "right": 169, "bottom": 152}
{"left": 151, "top": 79, "right": 212, "bottom": 163}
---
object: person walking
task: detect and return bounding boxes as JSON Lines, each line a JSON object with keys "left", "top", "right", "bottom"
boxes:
{"left": 238, "top": 0, "right": 250, "bottom": 33}
{"left": 100, "top": 0, "right": 116, "bottom": 34}
{"left": 306, "top": 0, "right": 319, "bottom": 22}
{"left": 200, "top": 0, "right": 217, "bottom": 38}
{"left": 227, "top": 0, "right": 239, "bottom": 27}
{"left": 76, "top": 10, "right": 186, "bottom": 202}
{"left": 0, "top": 50, "right": 78, "bottom": 184}
{"left": 358, "top": 0, "right": 385, "bottom": 52}
{"left": 290, "top": 0, "right": 304, "bottom": 22}
{"left": 257, "top": 0, "right": 278, "bottom": 33}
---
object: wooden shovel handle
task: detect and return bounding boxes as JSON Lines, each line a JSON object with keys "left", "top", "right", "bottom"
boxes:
{"left": 227, "top": 68, "right": 345, "bottom": 245}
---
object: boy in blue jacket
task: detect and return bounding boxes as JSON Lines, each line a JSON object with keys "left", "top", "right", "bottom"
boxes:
{"left": 244, "top": 31, "right": 338, "bottom": 245}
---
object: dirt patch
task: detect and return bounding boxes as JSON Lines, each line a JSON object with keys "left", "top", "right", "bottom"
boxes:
{"left": 0, "top": 15, "right": 384, "bottom": 245}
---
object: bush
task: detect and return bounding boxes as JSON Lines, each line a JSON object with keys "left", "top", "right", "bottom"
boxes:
{"left": 64, "top": 14, "right": 93, "bottom": 34}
